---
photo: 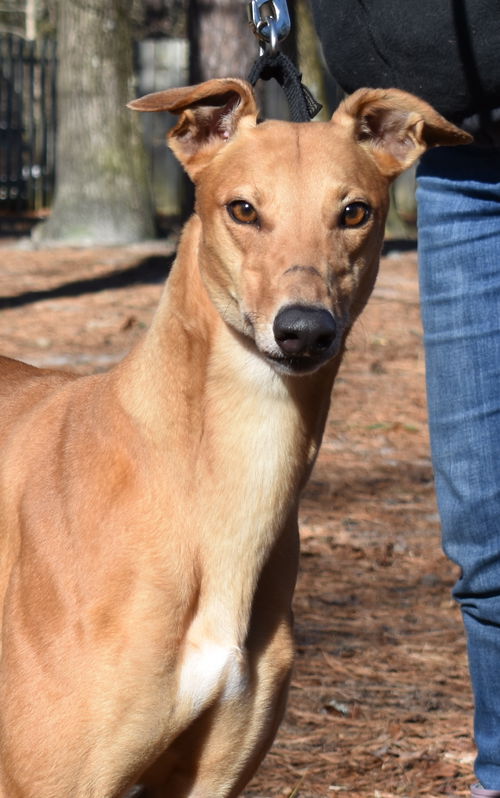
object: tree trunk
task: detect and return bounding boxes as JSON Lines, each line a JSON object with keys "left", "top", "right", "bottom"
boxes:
{"left": 188, "top": 0, "right": 256, "bottom": 83}
{"left": 35, "top": 0, "right": 154, "bottom": 246}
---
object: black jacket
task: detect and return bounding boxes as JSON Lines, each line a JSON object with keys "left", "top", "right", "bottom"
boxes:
{"left": 310, "top": 0, "right": 500, "bottom": 126}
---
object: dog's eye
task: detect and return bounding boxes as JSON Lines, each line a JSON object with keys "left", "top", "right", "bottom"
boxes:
{"left": 341, "top": 202, "right": 371, "bottom": 228}
{"left": 227, "top": 200, "right": 259, "bottom": 226}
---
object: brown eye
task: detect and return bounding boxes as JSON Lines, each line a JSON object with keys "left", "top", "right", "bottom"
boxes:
{"left": 227, "top": 200, "right": 259, "bottom": 226}
{"left": 341, "top": 202, "right": 371, "bottom": 228}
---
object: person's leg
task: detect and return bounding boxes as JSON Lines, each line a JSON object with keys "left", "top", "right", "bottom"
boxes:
{"left": 417, "top": 145, "right": 500, "bottom": 790}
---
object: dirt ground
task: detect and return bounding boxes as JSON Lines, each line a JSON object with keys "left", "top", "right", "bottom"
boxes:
{"left": 0, "top": 234, "right": 475, "bottom": 797}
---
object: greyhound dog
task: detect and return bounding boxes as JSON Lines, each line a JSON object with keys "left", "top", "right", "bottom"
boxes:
{"left": 0, "top": 79, "right": 470, "bottom": 797}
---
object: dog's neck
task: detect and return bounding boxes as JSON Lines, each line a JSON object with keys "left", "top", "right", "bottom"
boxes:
{"left": 113, "top": 214, "right": 340, "bottom": 646}
{"left": 118, "top": 214, "right": 339, "bottom": 467}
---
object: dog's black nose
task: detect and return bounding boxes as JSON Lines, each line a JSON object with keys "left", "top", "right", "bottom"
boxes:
{"left": 273, "top": 305, "right": 337, "bottom": 357}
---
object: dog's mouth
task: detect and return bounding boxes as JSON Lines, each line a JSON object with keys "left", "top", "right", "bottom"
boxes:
{"left": 265, "top": 347, "right": 338, "bottom": 376}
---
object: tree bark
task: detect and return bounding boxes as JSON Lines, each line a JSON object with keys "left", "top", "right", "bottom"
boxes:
{"left": 36, "top": 0, "right": 154, "bottom": 246}
{"left": 188, "top": 0, "right": 256, "bottom": 83}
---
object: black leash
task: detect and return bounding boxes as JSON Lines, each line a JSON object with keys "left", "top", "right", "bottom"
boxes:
{"left": 246, "top": 0, "right": 322, "bottom": 123}
{"left": 248, "top": 50, "right": 322, "bottom": 122}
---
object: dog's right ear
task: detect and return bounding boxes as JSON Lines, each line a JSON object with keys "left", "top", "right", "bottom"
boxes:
{"left": 128, "top": 78, "right": 259, "bottom": 180}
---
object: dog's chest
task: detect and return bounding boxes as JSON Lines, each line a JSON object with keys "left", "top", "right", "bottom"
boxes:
{"left": 178, "top": 640, "right": 247, "bottom": 715}
{"left": 166, "top": 348, "right": 309, "bottom": 723}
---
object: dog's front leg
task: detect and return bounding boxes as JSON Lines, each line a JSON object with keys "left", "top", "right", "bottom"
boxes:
{"left": 138, "top": 525, "right": 299, "bottom": 798}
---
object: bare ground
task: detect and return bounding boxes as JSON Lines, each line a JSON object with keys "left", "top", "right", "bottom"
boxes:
{"left": 0, "top": 236, "right": 474, "bottom": 798}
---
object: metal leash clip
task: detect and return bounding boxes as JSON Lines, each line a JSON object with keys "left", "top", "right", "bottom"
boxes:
{"left": 247, "top": 0, "right": 291, "bottom": 54}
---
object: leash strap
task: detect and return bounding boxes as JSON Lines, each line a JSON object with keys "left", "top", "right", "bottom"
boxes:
{"left": 248, "top": 50, "right": 323, "bottom": 123}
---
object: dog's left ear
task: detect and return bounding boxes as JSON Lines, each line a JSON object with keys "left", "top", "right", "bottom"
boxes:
{"left": 128, "top": 78, "right": 258, "bottom": 179}
{"left": 336, "top": 88, "right": 472, "bottom": 178}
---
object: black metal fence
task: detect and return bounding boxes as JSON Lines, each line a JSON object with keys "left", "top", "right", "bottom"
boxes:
{"left": 0, "top": 33, "right": 57, "bottom": 213}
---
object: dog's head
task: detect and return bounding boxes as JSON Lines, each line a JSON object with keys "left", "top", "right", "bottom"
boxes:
{"left": 129, "top": 79, "right": 470, "bottom": 376}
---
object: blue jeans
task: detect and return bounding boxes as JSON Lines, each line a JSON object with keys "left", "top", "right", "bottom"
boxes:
{"left": 417, "top": 145, "right": 500, "bottom": 789}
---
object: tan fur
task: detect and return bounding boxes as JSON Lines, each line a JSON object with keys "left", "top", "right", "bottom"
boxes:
{"left": 0, "top": 80, "right": 470, "bottom": 797}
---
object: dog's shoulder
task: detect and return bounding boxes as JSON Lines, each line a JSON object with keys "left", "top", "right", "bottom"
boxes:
{"left": 0, "top": 354, "right": 74, "bottom": 385}
{"left": 0, "top": 354, "right": 76, "bottom": 422}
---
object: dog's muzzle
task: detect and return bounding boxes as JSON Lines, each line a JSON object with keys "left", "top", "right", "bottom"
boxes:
{"left": 271, "top": 304, "right": 338, "bottom": 374}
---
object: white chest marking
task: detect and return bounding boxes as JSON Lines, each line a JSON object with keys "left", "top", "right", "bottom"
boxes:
{"left": 178, "top": 642, "right": 248, "bottom": 714}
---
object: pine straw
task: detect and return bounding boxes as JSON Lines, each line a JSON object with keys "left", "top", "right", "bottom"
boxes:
{"left": 0, "top": 241, "right": 475, "bottom": 798}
